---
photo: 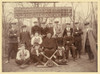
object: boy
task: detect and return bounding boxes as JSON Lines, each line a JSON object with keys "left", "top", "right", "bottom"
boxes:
{"left": 16, "top": 44, "right": 30, "bottom": 68}
{"left": 31, "top": 32, "right": 43, "bottom": 66}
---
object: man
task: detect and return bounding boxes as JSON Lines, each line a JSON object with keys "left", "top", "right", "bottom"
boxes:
{"left": 41, "top": 22, "right": 47, "bottom": 39}
{"left": 45, "top": 23, "right": 54, "bottom": 37}
{"left": 73, "top": 22, "right": 83, "bottom": 58}
{"left": 16, "top": 44, "right": 30, "bottom": 68}
{"left": 53, "top": 21, "right": 63, "bottom": 37}
{"left": 5, "top": 23, "right": 18, "bottom": 63}
{"left": 19, "top": 25, "right": 31, "bottom": 51}
{"left": 55, "top": 37, "right": 67, "bottom": 65}
{"left": 31, "top": 21, "right": 42, "bottom": 35}
{"left": 41, "top": 32, "right": 57, "bottom": 58}
{"left": 83, "top": 22, "right": 97, "bottom": 62}
{"left": 63, "top": 23, "right": 74, "bottom": 59}
{"left": 63, "top": 32, "right": 76, "bottom": 61}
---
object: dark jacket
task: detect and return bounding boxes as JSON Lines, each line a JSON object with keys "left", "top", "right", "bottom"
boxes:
{"left": 41, "top": 37, "right": 57, "bottom": 49}
{"left": 73, "top": 28, "right": 83, "bottom": 42}
{"left": 31, "top": 25, "right": 42, "bottom": 35}
{"left": 19, "top": 31, "right": 31, "bottom": 43}
{"left": 9, "top": 29, "right": 18, "bottom": 43}
{"left": 41, "top": 27, "right": 48, "bottom": 36}
{"left": 56, "top": 37, "right": 64, "bottom": 47}
{"left": 63, "top": 36, "right": 74, "bottom": 46}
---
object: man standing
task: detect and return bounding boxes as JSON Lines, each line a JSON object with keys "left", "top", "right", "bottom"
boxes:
{"left": 5, "top": 23, "right": 18, "bottom": 63}
{"left": 45, "top": 23, "right": 54, "bottom": 37}
{"left": 83, "top": 22, "right": 97, "bottom": 62}
{"left": 73, "top": 22, "right": 83, "bottom": 58}
{"left": 31, "top": 21, "right": 42, "bottom": 35}
{"left": 53, "top": 21, "right": 63, "bottom": 37}
{"left": 19, "top": 25, "right": 31, "bottom": 51}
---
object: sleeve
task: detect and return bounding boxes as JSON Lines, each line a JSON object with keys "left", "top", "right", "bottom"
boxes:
{"left": 31, "top": 37, "right": 34, "bottom": 45}
{"left": 39, "top": 37, "right": 42, "bottom": 44}
{"left": 53, "top": 27, "right": 56, "bottom": 36}
{"left": 19, "top": 33, "right": 22, "bottom": 41}
{"left": 79, "top": 29, "right": 83, "bottom": 35}
{"left": 16, "top": 51, "right": 21, "bottom": 60}
{"left": 63, "top": 29, "right": 66, "bottom": 37}
{"left": 31, "top": 27, "right": 34, "bottom": 35}
{"left": 28, "top": 32, "right": 31, "bottom": 39}
{"left": 25, "top": 50, "right": 30, "bottom": 59}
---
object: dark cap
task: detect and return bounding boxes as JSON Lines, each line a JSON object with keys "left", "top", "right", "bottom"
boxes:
{"left": 34, "top": 21, "right": 38, "bottom": 23}
{"left": 21, "top": 25, "right": 27, "bottom": 28}
{"left": 75, "top": 22, "right": 79, "bottom": 24}
{"left": 41, "top": 22, "right": 45, "bottom": 24}
{"left": 54, "top": 21, "right": 59, "bottom": 23}
{"left": 10, "top": 22, "right": 16, "bottom": 25}
{"left": 84, "top": 22, "right": 89, "bottom": 26}
{"left": 48, "top": 22, "right": 53, "bottom": 24}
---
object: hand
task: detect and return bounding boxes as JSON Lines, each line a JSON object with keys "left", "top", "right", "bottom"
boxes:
{"left": 67, "top": 41, "right": 69, "bottom": 43}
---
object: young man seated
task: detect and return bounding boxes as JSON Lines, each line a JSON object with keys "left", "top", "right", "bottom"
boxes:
{"left": 55, "top": 36, "right": 67, "bottom": 65}
{"left": 31, "top": 32, "right": 43, "bottom": 66}
{"left": 63, "top": 32, "right": 76, "bottom": 61}
{"left": 15, "top": 44, "right": 30, "bottom": 68}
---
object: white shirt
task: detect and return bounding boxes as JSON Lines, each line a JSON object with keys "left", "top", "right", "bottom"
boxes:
{"left": 31, "top": 36, "right": 42, "bottom": 45}
{"left": 16, "top": 49, "right": 30, "bottom": 60}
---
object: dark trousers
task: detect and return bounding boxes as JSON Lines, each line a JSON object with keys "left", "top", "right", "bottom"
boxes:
{"left": 21, "top": 41, "right": 31, "bottom": 52}
{"left": 8, "top": 43, "right": 18, "bottom": 60}
{"left": 15, "top": 58, "right": 30, "bottom": 65}
{"left": 44, "top": 48, "right": 55, "bottom": 58}
{"left": 75, "top": 41, "right": 82, "bottom": 58}
{"left": 65, "top": 45, "right": 76, "bottom": 60}
{"left": 31, "top": 54, "right": 43, "bottom": 63}
{"left": 85, "top": 44, "right": 94, "bottom": 60}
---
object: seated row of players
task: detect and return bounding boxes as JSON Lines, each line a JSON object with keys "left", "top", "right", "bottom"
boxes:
{"left": 15, "top": 21, "right": 83, "bottom": 68}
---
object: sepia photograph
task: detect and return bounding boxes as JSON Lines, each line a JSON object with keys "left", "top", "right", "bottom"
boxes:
{"left": 2, "top": 1, "right": 98, "bottom": 72}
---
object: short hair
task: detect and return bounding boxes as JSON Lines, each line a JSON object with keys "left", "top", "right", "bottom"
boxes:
{"left": 54, "top": 21, "right": 59, "bottom": 23}
{"left": 34, "top": 21, "right": 38, "bottom": 23}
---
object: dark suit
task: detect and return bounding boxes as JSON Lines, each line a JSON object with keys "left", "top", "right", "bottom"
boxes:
{"left": 20, "top": 31, "right": 31, "bottom": 51}
{"left": 73, "top": 28, "right": 83, "bottom": 58}
{"left": 63, "top": 36, "right": 76, "bottom": 60}
{"left": 8, "top": 29, "right": 18, "bottom": 60}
